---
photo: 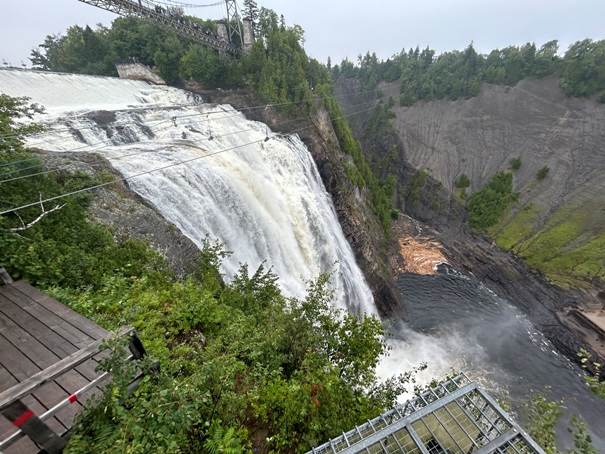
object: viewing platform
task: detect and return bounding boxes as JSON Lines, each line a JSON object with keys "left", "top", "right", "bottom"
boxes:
{"left": 0, "top": 269, "right": 146, "bottom": 453}
{"left": 309, "top": 373, "right": 546, "bottom": 454}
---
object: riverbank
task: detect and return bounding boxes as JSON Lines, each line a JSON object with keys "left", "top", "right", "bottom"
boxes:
{"left": 389, "top": 216, "right": 605, "bottom": 368}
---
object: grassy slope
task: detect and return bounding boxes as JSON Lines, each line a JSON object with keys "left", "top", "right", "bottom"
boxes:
{"left": 494, "top": 200, "right": 605, "bottom": 289}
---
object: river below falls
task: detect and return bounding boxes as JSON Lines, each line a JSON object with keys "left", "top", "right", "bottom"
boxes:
{"left": 389, "top": 264, "right": 605, "bottom": 452}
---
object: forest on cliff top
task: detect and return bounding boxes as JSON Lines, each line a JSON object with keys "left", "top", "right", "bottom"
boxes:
{"left": 334, "top": 39, "right": 605, "bottom": 105}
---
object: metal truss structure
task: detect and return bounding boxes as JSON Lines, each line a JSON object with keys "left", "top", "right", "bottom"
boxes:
{"left": 224, "top": 0, "right": 243, "bottom": 49}
{"left": 308, "top": 374, "right": 546, "bottom": 454}
{"left": 78, "top": 0, "right": 239, "bottom": 54}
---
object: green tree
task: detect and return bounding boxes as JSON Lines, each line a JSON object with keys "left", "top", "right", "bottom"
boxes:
{"left": 0, "top": 95, "right": 44, "bottom": 151}
{"left": 242, "top": 0, "right": 258, "bottom": 22}
{"left": 467, "top": 171, "right": 517, "bottom": 230}
{"left": 560, "top": 39, "right": 605, "bottom": 99}
{"left": 455, "top": 173, "right": 470, "bottom": 188}
{"left": 256, "top": 7, "right": 279, "bottom": 41}
{"left": 30, "top": 34, "right": 63, "bottom": 70}
{"left": 533, "top": 40, "right": 558, "bottom": 78}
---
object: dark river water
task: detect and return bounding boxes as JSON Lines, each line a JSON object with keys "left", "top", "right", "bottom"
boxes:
{"left": 386, "top": 264, "right": 605, "bottom": 452}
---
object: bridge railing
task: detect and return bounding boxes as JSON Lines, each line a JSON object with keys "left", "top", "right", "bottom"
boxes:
{"left": 78, "top": 0, "right": 239, "bottom": 54}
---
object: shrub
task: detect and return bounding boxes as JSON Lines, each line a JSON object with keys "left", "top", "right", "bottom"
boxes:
{"left": 454, "top": 173, "right": 470, "bottom": 188}
{"left": 467, "top": 171, "right": 517, "bottom": 230}
{"left": 537, "top": 165, "right": 550, "bottom": 181}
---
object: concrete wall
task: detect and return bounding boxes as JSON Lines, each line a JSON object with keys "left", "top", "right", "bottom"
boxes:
{"left": 115, "top": 62, "right": 166, "bottom": 85}
{"left": 217, "top": 21, "right": 229, "bottom": 42}
{"left": 242, "top": 18, "right": 255, "bottom": 53}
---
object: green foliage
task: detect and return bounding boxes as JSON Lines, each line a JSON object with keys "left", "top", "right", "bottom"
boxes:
{"left": 406, "top": 170, "right": 427, "bottom": 209}
{"left": 364, "top": 98, "right": 395, "bottom": 139}
{"left": 578, "top": 349, "right": 605, "bottom": 399}
{"left": 0, "top": 94, "right": 45, "bottom": 151}
{"left": 567, "top": 415, "right": 599, "bottom": 454}
{"left": 242, "top": 0, "right": 259, "bottom": 31}
{"left": 31, "top": 18, "right": 243, "bottom": 87}
{"left": 510, "top": 156, "right": 522, "bottom": 171}
{"left": 338, "top": 38, "right": 605, "bottom": 106}
{"left": 537, "top": 165, "right": 550, "bottom": 181}
{"left": 560, "top": 40, "right": 605, "bottom": 100}
{"left": 243, "top": 15, "right": 327, "bottom": 115}
{"left": 203, "top": 421, "right": 247, "bottom": 454}
{"left": 467, "top": 171, "right": 517, "bottom": 230}
{"left": 59, "top": 254, "right": 419, "bottom": 453}
{"left": 454, "top": 173, "right": 470, "bottom": 188}
{"left": 522, "top": 386, "right": 601, "bottom": 454}
{"left": 524, "top": 389, "right": 564, "bottom": 454}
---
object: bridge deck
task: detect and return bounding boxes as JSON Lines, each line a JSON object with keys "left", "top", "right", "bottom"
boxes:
{"left": 78, "top": 0, "right": 240, "bottom": 55}
{"left": 0, "top": 280, "right": 109, "bottom": 453}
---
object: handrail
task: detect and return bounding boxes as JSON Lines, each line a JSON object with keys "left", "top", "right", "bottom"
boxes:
{"left": 0, "top": 326, "right": 134, "bottom": 411}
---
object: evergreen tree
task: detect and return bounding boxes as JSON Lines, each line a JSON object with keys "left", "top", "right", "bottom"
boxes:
{"left": 242, "top": 0, "right": 258, "bottom": 23}
{"left": 242, "top": 0, "right": 259, "bottom": 37}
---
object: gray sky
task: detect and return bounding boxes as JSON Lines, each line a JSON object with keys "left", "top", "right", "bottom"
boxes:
{"left": 1, "top": 0, "right": 604, "bottom": 69}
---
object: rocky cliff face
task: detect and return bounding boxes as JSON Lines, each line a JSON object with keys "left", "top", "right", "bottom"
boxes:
{"left": 335, "top": 76, "right": 605, "bottom": 364}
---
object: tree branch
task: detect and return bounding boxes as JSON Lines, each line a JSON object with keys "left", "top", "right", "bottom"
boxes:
{"left": 9, "top": 196, "right": 65, "bottom": 232}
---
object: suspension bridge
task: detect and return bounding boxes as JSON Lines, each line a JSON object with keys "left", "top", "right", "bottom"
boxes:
{"left": 77, "top": 0, "right": 254, "bottom": 55}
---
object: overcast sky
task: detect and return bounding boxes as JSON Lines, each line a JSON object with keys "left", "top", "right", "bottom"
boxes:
{"left": 1, "top": 0, "right": 604, "bottom": 69}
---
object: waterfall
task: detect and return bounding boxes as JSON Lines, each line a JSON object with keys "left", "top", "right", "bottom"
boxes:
{"left": 0, "top": 68, "right": 374, "bottom": 315}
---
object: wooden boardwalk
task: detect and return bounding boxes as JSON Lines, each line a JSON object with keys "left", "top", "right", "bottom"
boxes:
{"left": 0, "top": 278, "right": 110, "bottom": 453}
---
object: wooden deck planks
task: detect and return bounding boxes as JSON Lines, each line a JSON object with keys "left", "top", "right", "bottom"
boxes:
{"left": 0, "top": 332, "right": 70, "bottom": 433}
{"left": 0, "top": 281, "right": 116, "bottom": 453}
{"left": 0, "top": 283, "right": 106, "bottom": 345}
{"left": 9, "top": 281, "right": 107, "bottom": 339}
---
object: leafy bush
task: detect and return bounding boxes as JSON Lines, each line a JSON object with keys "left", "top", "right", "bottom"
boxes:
{"left": 537, "top": 165, "right": 550, "bottom": 181}
{"left": 467, "top": 171, "right": 517, "bottom": 230}
{"left": 510, "top": 156, "right": 522, "bottom": 171}
{"left": 454, "top": 173, "right": 470, "bottom": 188}
{"left": 523, "top": 389, "right": 564, "bottom": 454}
{"left": 62, "top": 256, "right": 421, "bottom": 453}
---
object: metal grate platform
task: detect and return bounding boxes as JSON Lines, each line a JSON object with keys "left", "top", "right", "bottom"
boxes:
{"left": 308, "top": 373, "right": 545, "bottom": 454}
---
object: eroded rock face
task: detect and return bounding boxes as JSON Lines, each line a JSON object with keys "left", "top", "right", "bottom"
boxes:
{"left": 54, "top": 153, "right": 200, "bottom": 279}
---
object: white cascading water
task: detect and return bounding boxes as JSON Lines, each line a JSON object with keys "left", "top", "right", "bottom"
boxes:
{"left": 0, "top": 68, "right": 375, "bottom": 315}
